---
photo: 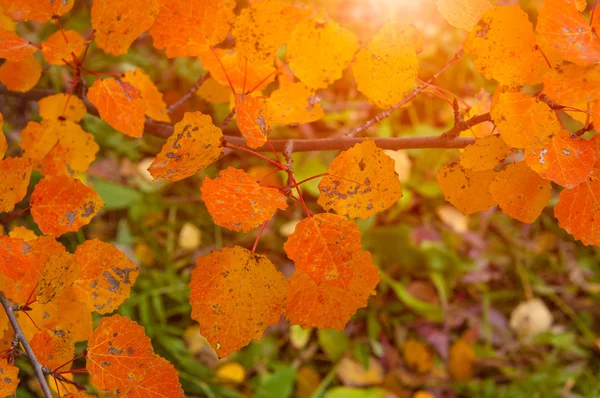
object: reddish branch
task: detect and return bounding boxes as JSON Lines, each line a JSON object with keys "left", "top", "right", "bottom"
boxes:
{"left": 167, "top": 72, "right": 210, "bottom": 115}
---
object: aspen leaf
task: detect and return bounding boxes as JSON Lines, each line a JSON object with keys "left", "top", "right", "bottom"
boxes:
{"left": 86, "top": 314, "right": 155, "bottom": 394}
{"left": 459, "top": 135, "right": 512, "bottom": 171}
{"left": 267, "top": 82, "right": 324, "bottom": 125}
{"left": 149, "top": 0, "right": 235, "bottom": 58}
{"left": 44, "top": 121, "right": 99, "bottom": 175}
{"left": 235, "top": 93, "right": 272, "bottom": 149}
{"left": 20, "top": 120, "right": 59, "bottom": 163}
{"left": 216, "top": 362, "right": 245, "bottom": 384}
{"left": 0, "top": 112, "right": 5, "bottom": 159}
{"left": 337, "top": 357, "right": 384, "bottom": 387}
{"left": 201, "top": 167, "right": 288, "bottom": 232}
{"left": 448, "top": 338, "right": 476, "bottom": 382}
{"left": 491, "top": 92, "right": 560, "bottom": 149}
{"left": 30, "top": 328, "right": 74, "bottom": 369}
{"left": 525, "top": 131, "right": 596, "bottom": 189}
{"left": 0, "top": 361, "right": 19, "bottom": 396}
{"left": 463, "top": 6, "right": 546, "bottom": 87}
{"left": 287, "top": 19, "right": 359, "bottom": 89}
{"left": 0, "top": 236, "right": 31, "bottom": 280}
{"left": 0, "top": 53, "right": 42, "bottom": 92}
{"left": 318, "top": 140, "right": 402, "bottom": 219}
{"left": 555, "top": 170, "right": 600, "bottom": 246}
{"left": 284, "top": 213, "right": 363, "bottom": 288}
{"left": 0, "top": 0, "right": 73, "bottom": 22}
{"left": 74, "top": 239, "right": 140, "bottom": 314}
{"left": 123, "top": 67, "right": 171, "bottom": 123}
{"left": 403, "top": 338, "right": 434, "bottom": 374}
{"left": 489, "top": 162, "right": 551, "bottom": 223}
{"left": 436, "top": 0, "right": 494, "bottom": 31}
{"left": 437, "top": 161, "right": 497, "bottom": 215}
{"left": 8, "top": 226, "right": 37, "bottom": 241}
{"left": 352, "top": 22, "right": 419, "bottom": 108}
{"left": 87, "top": 78, "right": 146, "bottom": 138}
{"left": 0, "top": 8, "right": 15, "bottom": 32}
{"left": 189, "top": 246, "right": 287, "bottom": 358}
{"left": 91, "top": 0, "right": 160, "bottom": 56}
{"left": 30, "top": 175, "right": 104, "bottom": 236}
{"left": 0, "top": 157, "right": 32, "bottom": 213}
{"left": 40, "top": 30, "right": 84, "bottom": 65}
{"left": 196, "top": 76, "right": 232, "bottom": 104}
{"left": 462, "top": 89, "right": 493, "bottom": 139}
{"left": 123, "top": 355, "right": 184, "bottom": 397}
{"left": 36, "top": 248, "right": 79, "bottom": 304}
{"left": 232, "top": 0, "right": 312, "bottom": 64}
{"left": 38, "top": 93, "right": 87, "bottom": 122}
{"left": 148, "top": 112, "right": 224, "bottom": 182}
{"left": 537, "top": 0, "right": 600, "bottom": 66}
{"left": 0, "top": 29, "right": 37, "bottom": 61}
{"left": 286, "top": 251, "right": 379, "bottom": 330}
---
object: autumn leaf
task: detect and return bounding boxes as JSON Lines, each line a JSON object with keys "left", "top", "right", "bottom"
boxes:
{"left": 0, "top": 236, "right": 31, "bottom": 280}
{"left": 0, "top": 0, "right": 74, "bottom": 22}
{"left": 286, "top": 251, "right": 380, "bottom": 330}
{"left": 87, "top": 78, "right": 146, "bottom": 138}
{"left": 122, "top": 355, "right": 184, "bottom": 397}
{"left": 489, "top": 162, "right": 551, "bottom": 224}
{"left": 189, "top": 246, "right": 287, "bottom": 358}
{"left": 38, "top": 94, "right": 87, "bottom": 122}
{"left": 0, "top": 361, "right": 19, "bottom": 396}
{"left": 436, "top": 0, "right": 495, "bottom": 31}
{"left": 30, "top": 328, "right": 74, "bottom": 369}
{"left": 123, "top": 67, "right": 171, "bottom": 123}
{"left": 448, "top": 337, "right": 476, "bottom": 382}
{"left": 148, "top": 112, "right": 224, "bottom": 182}
{"left": 91, "top": 0, "right": 160, "bottom": 56}
{"left": 352, "top": 21, "right": 419, "bottom": 108}
{"left": 73, "top": 239, "right": 140, "bottom": 314}
{"left": 0, "top": 29, "right": 38, "bottom": 61}
{"left": 318, "top": 140, "right": 402, "bottom": 219}
{"left": 403, "top": 338, "right": 434, "bottom": 374}
{"left": 196, "top": 76, "right": 231, "bottom": 104}
{"left": 40, "top": 30, "right": 84, "bottom": 65}
{"left": 0, "top": 112, "right": 5, "bottom": 159}
{"left": 149, "top": 0, "right": 235, "bottom": 58}
{"left": 459, "top": 135, "right": 512, "bottom": 171}
{"left": 437, "top": 161, "right": 497, "bottom": 214}
{"left": 201, "top": 167, "right": 288, "bottom": 232}
{"left": 30, "top": 175, "right": 104, "bottom": 236}
{"left": 555, "top": 170, "right": 600, "bottom": 246}
{"left": 287, "top": 19, "right": 359, "bottom": 89}
{"left": 284, "top": 213, "right": 363, "bottom": 288}
{"left": 0, "top": 157, "right": 32, "bottom": 213}
{"left": 490, "top": 91, "right": 560, "bottom": 149}
{"left": 86, "top": 315, "right": 155, "bottom": 393}
{"left": 235, "top": 93, "right": 272, "bottom": 149}
{"left": 8, "top": 226, "right": 36, "bottom": 241}
{"left": 0, "top": 53, "right": 42, "bottom": 92}
{"left": 267, "top": 81, "right": 324, "bottom": 124}
{"left": 36, "top": 247, "right": 79, "bottom": 304}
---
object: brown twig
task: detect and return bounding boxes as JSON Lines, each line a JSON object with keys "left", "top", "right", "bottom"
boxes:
{"left": 167, "top": 72, "right": 210, "bottom": 115}
{"left": 442, "top": 112, "right": 492, "bottom": 140}
{"left": 0, "top": 293, "right": 52, "bottom": 398}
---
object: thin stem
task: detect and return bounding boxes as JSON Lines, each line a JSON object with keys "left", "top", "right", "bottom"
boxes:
{"left": 251, "top": 221, "right": 269, "bottom": 254}
{"left": 167, "top": 72, "right": 210, "bottom": 115}
{"left": 535, "top": 45, "right": 553, "bottom": 69}
{"left": 219, "top": 108, "right": 236, "bottom": 130}
{"left": 591, "top": 0, "right": 598, "bottom": 27}
{"left": 225, "top": 142, "right": 286, "bottom": 170}
{"left": 0, "top": 293, "right": 52, "bottom": 398}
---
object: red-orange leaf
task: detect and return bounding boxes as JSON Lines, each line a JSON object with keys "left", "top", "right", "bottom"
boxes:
{"left": 286, "top": 251, "right": 380, "bottom": 330}
{"left": 0, "top": 157, "right": 32, "bottom": 213}
{"left": 123, "top": 356, "right": 184, "bottom": 398}
{"left": 0, "top": 29, "right": 37, "bottom": 61}
{"left": 40, "top": 30, "right": 84, "bottom": 65}
{"left": 87, "top": 78, "right": 146, "bottom": 138}
{"left": 0, "top": 236, "right": 31, "bottom": 280}
{"left": 284, "top": 213, "right": 363, "bottom": 288}
{"left": 201, "top": 167, "right": 288, "bottom": 232}
{"left": 0, "top": 0, "right": 74, "bottom": 22}
{"left": 555, "top": 170, "right": 600, "bottom": 246}
{"left": 74, "top": 239, "right": 140, "bottom": 314}
{"left": 86, "top": 314, "right": 155, "bottom": 394}
{"left": 234, "top": 94, "right": 272, "bottom": 149}
{"left": 189, "top": 246, "right": 287, "bottom": 358}
{"left": 30, "top": 327, "right": 74, "bottom": 369}
{"left": 437, "top": 161, "right": 497, "bottom": 215}
{"left": 0, "top": 361, "right": 19, "bottom": 396}
{"left": 0, "top": 53, "right": 42, "bottom": 92}
{"left": 123, "top": 67, "right": 171, "bottom": 123}
{"left": 30, "top": 175, "right": 104, "bottom": 236}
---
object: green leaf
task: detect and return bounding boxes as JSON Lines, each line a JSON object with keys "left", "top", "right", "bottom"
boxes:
{"left": 94, "top": 179, "right": 142, "bottom": 210}
{"left": 324, "top": 387, "right": 387, "bottom": 398}
{"left": 318, "top": 329, "right": 350, "bottom": 361}
{"left": 380, "top": 272, "right": 443, "bottom": 322}
{"left": 255, "top": 365, "right": 297, "bottom": 398}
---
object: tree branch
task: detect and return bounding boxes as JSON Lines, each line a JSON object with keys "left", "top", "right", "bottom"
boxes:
{"left": 0, "top": 293, "right": 52, "bottom": 398}
{"left": 167, "top": 72, "right": 210, "bottom": 115}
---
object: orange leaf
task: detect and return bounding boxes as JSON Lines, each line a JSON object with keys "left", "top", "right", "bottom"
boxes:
{"left": 30, "top": 175, "right": 104, "bottom": 236}
{"left": 30, "top": 327, "right": 74, "bottom": 369}
{"left": 91, "top": 0, "right": 160, "bottom": 56}
{"left": 489, "top": 162, "right": 552, "bottom": 223}
{"left": 196, "top": 76, "right": 232, "bottom": 104}
{"left": 464, "top": 6, "right": 547, "bottom": 87}
{"left": 149, "top": 0, "right": 235, "bottom": 58}
{"left": 436, "top": 0, "right": 495, "bottom": 31}
{"left": 555, "top": 170, "right": 600, "bottom": 246}
{"left": 74, "top": 239, "right": 140, "bottom": 314}
{"left": 0, "top": 0, "right": 74, "bottom": 22}
{"left": 123, "top": 67, "right": 171, "bottom": 123}
{"left": 459, "top": 135, "right": 512, "bottom": 171}
{"left": 0, "top": 157, "right": 32, "bottom": 213}
{"left": 40, "top": 30, "right": 84, "bottom": 65}
{"left": 0, "top": 53, "right": 42, "bottom": 92}
{"left": 189, "top": 246, "right": 287, "bottom": 358}
{"left": 148, "top": 112, "right": 224, "bottom": 182}
{"left": 287, "top": 19, "right": 359, "bottom": 89}
{"left": 87, "top": 78, "right": 146, "bottom": 138}
{"left": 0, "top": 236, "right": 31, "bottom": 280}
{"left": 286, "top": 251, "right": 379, "bottom": 330}
{"left": 235, "top": 93, "right": 272, "bottom": 149}
{"left": 490, "top": 91, "right": 560, "bottom": 149}
{"left": 20, "top": 120, "right": 59, "bottom": 163}
{"left": 0, "top": 29, "right": 37, "bottom": 61}
{"left": 0, "top": 112, "right": 5, "bottom": 159}
{"left": 0, "top": 361, "right": 19, "bottom": 396}
{"left": 403, "top": 338, "right": 434, "bottom": 374}
{"left": 201, "top": 167, "right": 288, "bottom": 232}
{"left": 537, "top": 0, "right": 600, "bottom": 66}
{"left": 284, "top": 213, "right": 363, "bottom": 288}
{"left": 318, "top": 140, "right": 402, "bottom": 219}
{"left": 123, "top": 355, "right": 184, "bottom": 397}
{"left": 8, "top": 226, "right": 37, "bottom": 241}
{"left": 267, "top": 81, "right": 323, "bottom": 124}
{"left": 86, "top": 314, "right": 155, "bottom": 394}
{"left": 36, "top": 246, "right": 79, "bottom": 304}
{"left": 448, "top": 337, "right": 476, "bottom": 381}
{"left": 437, "top": 161, "right": 497, "bottom": 215}
{"left": 525, "top": 130, "right": 596, "bottom": 189}
{"left": 38, "top": 93, "right": 87, "bottom": 122}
